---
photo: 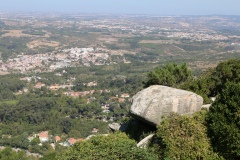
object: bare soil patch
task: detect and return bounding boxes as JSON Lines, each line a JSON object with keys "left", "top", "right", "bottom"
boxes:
{"left": 2, "top": 30, "right": 30, "bottom": 38}
{"left": 139, "top": 40, "right": 177, "bottom": 44}
{"left": 0, "top": 71, "right": 9, "bottom": 75}
{"left": 27, "top": 40, "right": 59, "bottom": 49}
{"left": 97, "top": 37, "right": 118, "bottom": 43}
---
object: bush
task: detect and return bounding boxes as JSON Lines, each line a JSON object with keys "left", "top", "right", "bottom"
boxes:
{"left": 59, "top": 132, "right": 158, "bottom": 160}
{"left": 156, "top": 112, "right": 222, "bottom": 160}
{"left": 181, "top": 59, "right": 240, "bottom": 103}
{"left": 143, "top": 63, "right": 192, "bottom": 88}
{"left": 207, "top": 82, "right": 240, "bottom": 159}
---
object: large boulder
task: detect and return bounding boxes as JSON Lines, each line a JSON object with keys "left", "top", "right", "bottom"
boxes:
{"left": 130, "top": 85, "right": 203, "bottom": 127}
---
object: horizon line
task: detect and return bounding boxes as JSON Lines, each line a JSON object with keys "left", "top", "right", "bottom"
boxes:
{"left": 0, "top": 11, "right": 240, "bottom": 17}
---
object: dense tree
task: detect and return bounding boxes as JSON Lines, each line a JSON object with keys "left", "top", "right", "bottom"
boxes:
{"left": 180, "top": 69, "right": 216, "bottom": 103}
{"left": 206, "top": 82, "right": 240, "bottom": 159}
{"left": 156, "top": 112, "right": 222, "bottom": 160}
{"left": 40, "top": 152, "right": 57, "bottom": 160}
{"left": 58, "top": 132, "right": 158, "bottom": 160}
{"left": 181, "top": 59, "right": 240, "bottom": 103}
{"left": 0, "top": 93, "right": 109, "bottom": 150}
{"left": 0, "top": 147, "right": 36, "bottom": 160}
{"left": 212, "top": 59, "right": 240, "bottom": 94}
{"left": 0, "top": 75, "right": 26, "bottom": 100}
{"left": 143, "top": 63, "right": 192, "bottom": 88}
{"left": 0, "top": 37, "right": 30, "bottom": 61}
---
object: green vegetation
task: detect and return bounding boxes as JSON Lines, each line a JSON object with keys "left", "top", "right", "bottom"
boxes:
{"left": 156, "top": 112, "right": 222, "bottom": 160}
{"left": 103, "top": 43, "right": 120, "bottom": 50}
{"left": 207, "top": 82, "right": 240, "bottom": 159}
{"left": 143, "top": 63, "right": 192, "bottom": 88}
{"left": 1, "top": 14, "right": 240, "bottom": 159}
{"left": 22, "top": 30, "right": 46, "bottom": 36}
{"left": 0, "top": 37, "right": 30, "bottom": 61}
{"left": 58, "top": 132, "right": 158, "bottom": 160}
{"left": 126, "top": 59, "right": 239, "bottom": 159}
{"left": 0, "top": 147, "right": 36, "bottom": 160}
{"left": 0, "top": 95, "right": 108, "bottom": 137}
{"left": 0, "top": 75, "right": 26, "bottom": 100}
{"left": 181, "top": 59, "right": 240, "bottom": 103}
{"left": 175, "top": 43, "right": 212, "bottom": 51}
{"left": 0, "top": 59, "right": 239, "bottom": 159}
{"left": 145, "top": 59, "right": 240, "bottom": 103}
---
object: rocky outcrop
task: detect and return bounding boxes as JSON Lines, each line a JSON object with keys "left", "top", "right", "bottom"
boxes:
{"left": 202, "top": 104, "right": 211, "bottom": 109}
{"left": 130, "top": 85, "right": 203, "bottom": 127}
{"left": 85, "top": 134, "right": 108, "bottom": 140}
{"left": 109, "top": 123, "right": 121, "bottom": 131}
{"left": 137, "top": 134, "right": 155, "bottom": 148}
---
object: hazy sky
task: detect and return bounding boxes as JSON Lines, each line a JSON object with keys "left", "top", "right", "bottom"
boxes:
{"left": 0, "top": 0, "right": 240, "bottom": 15}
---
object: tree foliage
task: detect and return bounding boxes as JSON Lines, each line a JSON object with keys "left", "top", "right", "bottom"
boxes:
{"left": 181, "top": 59, "right": 240, "bottom": 103}
{"left": 143, "top": 63, "right": 192, "bottom": 88}
{"left": 0, "top": 147, "right": 36, "bottom": 160}
{"left": 0, "top": 75, "right": 26, "bottom": 100}
{"left": 156, "top": 112, "right": 222, "bottom": 160}
{"left": 180, "top": 69, "right": 216, "bottom": 103}
{"left": 59, "top": 132, "right": 158, "bottom": 160}
{"left": 212, "top": 59, "right": 240, "bottom": 93}
{"left": 207, "top": 82, "right": 240, "bottom": 159}
{"left": 0, "top": 94, "right": 109, "bottom": 150}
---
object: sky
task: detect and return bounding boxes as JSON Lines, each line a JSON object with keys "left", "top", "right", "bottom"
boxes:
{"left": 0, "top": 0, "right": 240, "bottom": 15}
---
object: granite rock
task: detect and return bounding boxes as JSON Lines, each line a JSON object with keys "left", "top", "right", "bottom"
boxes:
{"left": 130, "top": 85, "right": 203, "bottom": 127}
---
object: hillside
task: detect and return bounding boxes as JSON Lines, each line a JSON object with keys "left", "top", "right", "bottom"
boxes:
{"left": 0, "top": 13, "right": 240, "bottom": 159}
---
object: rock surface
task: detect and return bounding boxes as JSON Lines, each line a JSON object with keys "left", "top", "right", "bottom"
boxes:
{"left": 130, "top": 85, "right": 203, "bottom": 127}
{"left": 202, "top": 104, "right": 211, "bottom": 109}
{"left": 137, "top": 134, "right": 155, "bottom": 148}
{"left": 108, "top": 123, "right": 121, "bottom": 131}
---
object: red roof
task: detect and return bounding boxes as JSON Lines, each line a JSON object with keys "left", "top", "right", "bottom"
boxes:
{"left": 55, "top": 136, "right": 61, "bottom": 142}
{"left": 39, "top": 131, "right": 49, "bottom": 138}
{"left": 68, "top": 138, "right": 76, "bottom": 145}
{"left": 68, "top": 138, "right": 84, "bottom": 145}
